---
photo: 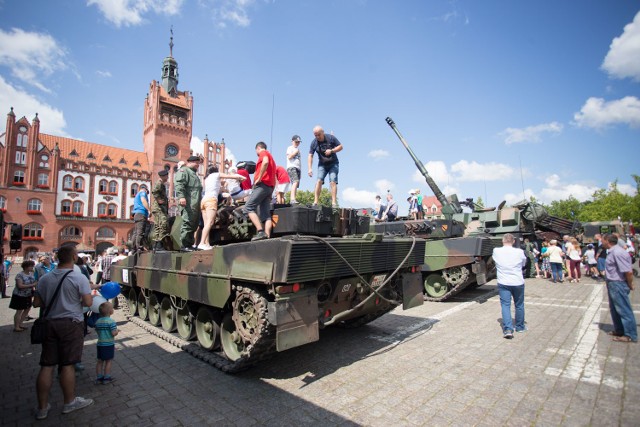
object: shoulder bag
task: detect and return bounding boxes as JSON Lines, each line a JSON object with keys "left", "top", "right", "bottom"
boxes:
{"left": 31, "top": 271, "right": 72, "bottom": 345}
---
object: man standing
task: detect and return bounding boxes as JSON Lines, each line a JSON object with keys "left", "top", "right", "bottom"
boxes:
{"left": 602, "top": 234, "right": 636, "bottom": 342}
{"left": 34, "top": 255, "right": 55, "bottom": 281}
{"left": 492, "top": 233, "right": 527, "bottom": 339}
{"left": 286, "top": 135, "right": 301, "bottom": 204}
{"left": 174, "top": 155, "right": 203, "bottom": 251}
{"left": 150, "top": 170, "right": 170, "bottom": 251}
{"left": 33, "top": 246, "right": 93, "bottom": 420}
{"left": 132, "top": 184, "right": 150, "bottom": 251}
{"left": 243, "top": 142, "right": 276, "bottom": 241}
{"left": 307, "top": 126, "right": 343, "bottom": 207}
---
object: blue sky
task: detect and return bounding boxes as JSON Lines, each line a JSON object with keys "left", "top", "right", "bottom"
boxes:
{"left": 1, "top": 1, "right": 639, "bottom": 211}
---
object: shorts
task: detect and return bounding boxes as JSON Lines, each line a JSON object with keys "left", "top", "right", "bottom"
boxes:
{"left": 597, "top": 258, "right": 606, "bottom": 272}
{"left": 9, "top": 294, "right": 32, "bottom": 310}
{"left": 200, "top": 197, "right": 218, "bottom": 211}
{"left": 242, "top": 183, "right": 274, "bottom": 223}
{"left": 224, "top": 188, "right": 250, "bottom": 200}
{"left": 275, "top": 182, "right": 291, "bottom": 194}
{"left": 40, "top": 318, "right": 85, "bottom": 367}
{"left": 317, "top": 162, "right": 339, "bottom": 184}
{"left": 97, "top": 345, "right": 115, "bottom": 361}
{"left": 287, "top": 167, "right": 301, "bottom": 183}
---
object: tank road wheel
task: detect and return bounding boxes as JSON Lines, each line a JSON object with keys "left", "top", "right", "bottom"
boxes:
{"left": 160, "top": 297, "right": 177, "bottom": 332}
{"left": 196, "top": 307, "right": 220, "bottom": 351}
{"left": 424, "top": 274, "right": 449, "bottom": 299}
{"left": 176, "top": 304, "right": 196, "bottom": 340}
{"left": 148, "top": 293, "right": 162, "bottom": 326}
{"left": 127, "top": 287, "right": 138, "bottom": 316}
{"left": 137, "top": 292, "right": 149, "bottom": 320}
{"left": 220, "top": 313, "right": 246, "bottom": 361}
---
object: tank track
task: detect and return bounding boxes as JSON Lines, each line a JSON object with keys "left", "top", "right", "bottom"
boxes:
{"left": 117, "top": 293, "right": 276, "bottom": 374}
{"left": 422, "top": 280, "right": 471, "bottom": 302}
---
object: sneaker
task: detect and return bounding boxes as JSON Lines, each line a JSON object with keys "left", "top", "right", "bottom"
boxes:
{"left": 35, "top": 403, "right": 51, "bottom": 420}
{"left": 62, "top": 396, "right": 94, "bottom": 414}
{"left": 197, "top": 244, "right": 213, "bottom": 250}
{"left": 516, "top": 327, "right": 528, "bottom": 333}
{"left": 74, "top": 363, "right": 85, "bottom": 372}
{"left": 290, "top": 200, "right": 298, "bottom": 205}
{"left": 101, "top": 377, "right": 115, "bottom": 384}
{"left": 503, "top": 331, "right": 514, "bottom": 339}
{"left": 251, "top": 231, "right": 268, "bottom": 241}
{"left": 94, "top": 377, "right": 103, "bottom": 385}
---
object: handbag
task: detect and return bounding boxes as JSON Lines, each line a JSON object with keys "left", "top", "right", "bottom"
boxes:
{"left": 31, "top": 271, "right": 72, "bottom": 345}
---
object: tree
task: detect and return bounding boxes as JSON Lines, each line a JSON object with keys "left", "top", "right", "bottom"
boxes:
{"left": 475, "top": 196, "right": 485, "bottom": 209}
{"left": 545, "top": 196, "right": 582, "bottom": 221}
{"left": 287, "top": 189, "right": 334, "bottom": 207}
{"left": 578, "top": 182, "right": 639, "bottom": 223}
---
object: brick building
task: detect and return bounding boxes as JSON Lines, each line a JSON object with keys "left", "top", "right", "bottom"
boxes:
{"left": 0, "top": 38, "right": 226, "bottom": 258}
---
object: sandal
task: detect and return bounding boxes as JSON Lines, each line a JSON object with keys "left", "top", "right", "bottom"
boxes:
{"left": 13, "top": 328, "right": 26, "bottom": 332}
{"left": 607, "top": 331, "right": 623, "bottom": 337}
{"left": 612, "top": 336, "right": 633, "bottom": 343}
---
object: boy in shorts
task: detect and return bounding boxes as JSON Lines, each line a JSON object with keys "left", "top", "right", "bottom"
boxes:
{"left": 95, "top": 302, "right": 119, "bottom": 384}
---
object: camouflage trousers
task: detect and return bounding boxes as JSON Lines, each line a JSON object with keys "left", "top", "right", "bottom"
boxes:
{"left": 525, "top": 253, "right": 537, "bottom": 277}
{"left": 179, "top": 205, "right": 200, "bottom": 248}
{"left": 150, "top": 208, "right": 170, "bottom": 242}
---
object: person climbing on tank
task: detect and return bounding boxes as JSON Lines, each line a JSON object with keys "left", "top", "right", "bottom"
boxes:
{"left": 150, "top": 169, "right": 171, "bottom": 251}
{"left": 174, "top": 155, "right": 203, "bottom": 251}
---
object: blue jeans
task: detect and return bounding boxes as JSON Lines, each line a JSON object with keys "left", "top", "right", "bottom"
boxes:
{"left": 606, "top": 280, "right": 637, "bottom": 341}
{"left": 317, "top": 162, "right": 339, "bottom": 184}
{"left": 498, "top": 284, "right": 525, "bottom": 333}
{"left": 550, "top": 262, "right": 563, "bottom": 282}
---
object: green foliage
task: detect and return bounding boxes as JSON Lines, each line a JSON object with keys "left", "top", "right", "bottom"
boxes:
{"left": 287, "top": 189, "right": 334, "bottom": 206}
{"left": 545, "top": 196, "right": 583, "bottom": 221}
{"left": 475, "top": 196, "right": 485, "bottom": 209}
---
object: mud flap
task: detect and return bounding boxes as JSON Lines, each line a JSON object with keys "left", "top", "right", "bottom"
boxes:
{"left": 472, "top": 261, "right": 487, "bottom": 285}
{"left": 268, "top": 294, "right": 319, "bottom": 352}
{"left": 402, "top": 272, "right": 424, "bottom": 310}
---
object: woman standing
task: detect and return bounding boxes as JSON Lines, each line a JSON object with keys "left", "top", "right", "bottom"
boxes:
{"left": 540, "top": 241, "right": 551, "bottom": 279}
{"left": 9, "top": 260, "right": 37, "bottom": 332}
{"left": 544, "top": 240, "right": 565, "bottom": 283}
{"left": 568, "top": 238, "right": 582, "bottom": 283}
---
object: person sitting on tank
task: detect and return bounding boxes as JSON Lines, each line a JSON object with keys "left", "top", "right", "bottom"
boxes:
{"left": 222, "top": 167, "right": 250, "bottom": 206}
{"left": 198, "top": 165, "right": 246, "bottom": 250}
{"left": 377, "top": 193, "right": 398, "bottom": 222}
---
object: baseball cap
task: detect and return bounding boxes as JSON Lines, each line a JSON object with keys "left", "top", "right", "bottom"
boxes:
{"left": 292, "top": 135, "right": 301, "bottom": 142}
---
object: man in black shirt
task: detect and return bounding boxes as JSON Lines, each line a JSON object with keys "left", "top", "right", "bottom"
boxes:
{"left": 307, "top": 125, "right": 343, "bottom": 207}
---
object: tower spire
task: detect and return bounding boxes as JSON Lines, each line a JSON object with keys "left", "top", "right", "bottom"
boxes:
{"left": 161, "top": 26, "right": 179, "bottom": 96}
{"left": 169, "top": 25, "right": 174, "bottom": 58}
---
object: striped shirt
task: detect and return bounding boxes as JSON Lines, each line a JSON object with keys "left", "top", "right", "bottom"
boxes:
{"left": 95, "top": 316, "right": 118, "bottom": 346}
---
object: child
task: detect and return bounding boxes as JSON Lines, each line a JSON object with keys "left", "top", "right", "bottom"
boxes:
{"left": 95, "top": 301, "right": 119, "bottom": 384}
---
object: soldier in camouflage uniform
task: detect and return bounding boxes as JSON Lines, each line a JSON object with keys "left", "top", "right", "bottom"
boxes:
{"left": 150, "top": 169, "right": 170, "bottom": 251}
{"left": 523, "top": 237, "right": 540, "bottom": 278}
{"left": 174, "top": 155, "right": 203, "bottom": 251}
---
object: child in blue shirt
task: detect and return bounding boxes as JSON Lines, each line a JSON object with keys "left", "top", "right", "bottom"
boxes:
{"left": 95, "top": 301, "right": 119, "bottom": 384}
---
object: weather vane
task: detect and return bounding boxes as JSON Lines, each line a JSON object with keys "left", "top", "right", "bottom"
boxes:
{"left": 169, "top": 25, "right": 174, "bottom": 57}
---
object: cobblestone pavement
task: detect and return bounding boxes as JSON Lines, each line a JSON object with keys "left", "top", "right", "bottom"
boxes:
{"left": 1, "top": 272, "right": 638, "bottom": 426}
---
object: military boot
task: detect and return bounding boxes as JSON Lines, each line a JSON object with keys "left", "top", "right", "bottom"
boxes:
{"left": 153, "top": 241, "right": 165, "bottom": 252}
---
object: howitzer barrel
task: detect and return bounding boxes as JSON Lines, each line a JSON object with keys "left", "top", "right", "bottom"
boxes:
{"left": 385, "top": 117, "right": 461, "bottom": 214}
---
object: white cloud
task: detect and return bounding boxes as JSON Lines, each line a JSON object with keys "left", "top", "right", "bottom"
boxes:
{"left": 602, "top": 11, "right": 640, "bottom": 81}
{"left": 367, "top": 149, "right": 389, "bottom": 160}
{"left": 96, "top": 70, "right": 112, "bottom": 78}
{"left": 503, "top": 189, "right": 537, "bottom": 206}
{"left": 613, "top": 182, "right": 638, "bottom": 196}
{"left": 374, "top": 179, "right": 394, "bottom": 195}
{"left": 341, "top": 187, "right": 377, "bottom": 208}
{"left": 537, "top": 174, "right": 599, "bottom": 203}
{"left": 573, "top": 96, "right": 640, "bottom": 129}
{"left": 0, "top": 76, "right": 67, "bottom": 135}
{"left": 88, "top": 0, "right": 184, "bottom": 27}
{"left": 201, "top": 0, "right": 256, "bottom": 28}
{"left": 451, "top": 160, "right": 515, "bottom": 182}
{"left": 0, "top": 28, "right": 68, "bottom": 93}
{"left": 500, "top": 122, "right": 563, "bottom": 144}
{"left": 412, "top": 160, "right": 450, "bottom": 184}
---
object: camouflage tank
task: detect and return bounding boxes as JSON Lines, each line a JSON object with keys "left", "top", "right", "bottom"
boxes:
{"left": 369, "top": 118, "right": 494, "bottom": 301}
{"left": 110, "top": 206, "right": 424, "bottom": 373}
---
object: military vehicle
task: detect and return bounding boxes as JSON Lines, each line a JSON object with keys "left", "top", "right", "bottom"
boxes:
{"left": 580, "top": 220, "right": 625, "bottom": 245}
{"left": 368, "top": 118, "right": 494, "bottom": 301}
{"left": 110, "top": 205, "right": 425, "bottom": 373}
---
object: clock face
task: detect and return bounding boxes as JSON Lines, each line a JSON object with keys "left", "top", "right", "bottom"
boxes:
{"left": 19, "top": 126, "right": 27, "bottom": 132}
{"left": 166, "top": 145, "right": 178, "bottom": 157}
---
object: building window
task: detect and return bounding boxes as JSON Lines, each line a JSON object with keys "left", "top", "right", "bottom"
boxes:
{"left": 130, "top": 183, "right": 138, "bottom": 197}
{"left": 63, "top": 175, "right": 73, "bottom": 190}
{"left": 109, "top": 180, "right": 118, "bottom": 194}
{"left": 99, "top": 179, "right": 108, "bottom": 193}
{"left": 97, "top": 203, "right": 107, "bottom": 216}
{"left": 13, "top": 170, "right": 25, "bottom": 184}
{"left": 61, "top": 200, "right": 72, "bottom": 215}
{"left": 96, "top": 227, "right": 115, "bottom": 239}
{"left": 72, "top": 201, "right": 83, "bottom": 215}
{"left": 37, "top": 173, "right": 49, "bottom": 187}
{"left": 61, "top": 226, "right": 82, "bottom": 237}
{"left": 15, "top": 151, "right": 27, "bottom": 165}
{"left": 27, "top": 199, "right": 42, "bottom": 213}
{"left": 107, "top": 203, "right": 117, "bottom": 217}
{"left": 74, "top": 177, "right": 84, "bottom": 192}
{"left": 39, "top": 154, "right": 50, "bottom": 168}
{"left": 0, "top": 196, "right": 6, "bottom": 211}
{"left": 17, "top": 129, "right": 28, "bottom": 148}
{"left": 23, "top": 223, "right": 43, "bottom": 239}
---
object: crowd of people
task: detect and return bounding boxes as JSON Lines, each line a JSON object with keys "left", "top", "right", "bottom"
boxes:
{"left": 372, "top": 188, "right": 427, "bottom": 222}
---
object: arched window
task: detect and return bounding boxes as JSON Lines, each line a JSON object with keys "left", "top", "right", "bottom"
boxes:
{"left": 109, "top": 180, "right": 118, "bottom": 194}
{"left": 61, "top": 200, "right": 72, "bottom": 214}
{"left": 97, "top": 203, "right": 107, "bottom": 216}
{"left": 63, "top": 175, "right": 73, "bottom": 190}
{"left": 99, "top": 179, "right": 108, "bottom": 193}
{"left": 61, "top": 226, "right": 82, "bottom": 237}
{"left": 72, "top": 201, "right": 83, "bottom": 214}
{"left": 130, "top": 183, "right": 138, "bottom": 197}
{"left": 0, "top": 196, "right": 6, "bottom": 211}
{"left": 27, "top": 199, "right": 42, "bottom": 212}
{"left": 37, "top": 173, "right": 49, "bottom": 187}
{"left": 96, "top": 227, "right": 115, "bottom": 239}
{"left": 23, "top": 223, "right": 43, "bottom": 238}
{"left": 39, "top": 154, "right": 50, "bottom": 168}
{"left": 74, "top": 176, "right": 84, "bottom": 192}
{"left": 13, "top": 170, "right": 25, "bottom": 184}
{"left": 107, "top": 203, "right": 117, "bottom": 217}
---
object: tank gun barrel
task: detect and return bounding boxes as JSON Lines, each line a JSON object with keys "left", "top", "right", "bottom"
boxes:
{"left": 385, "top": 117, "right": 462, "bottom": 214}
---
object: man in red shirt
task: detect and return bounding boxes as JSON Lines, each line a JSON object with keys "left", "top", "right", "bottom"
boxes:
{"left": 242, "top": 142, "right": 276, "bottom": 241}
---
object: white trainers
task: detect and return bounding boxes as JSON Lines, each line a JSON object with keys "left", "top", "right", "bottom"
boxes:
{"left": 197, "top": 244, "right": 213, "bottom": 251}
{"left": 62, "top": 396, "right": 94, "bottom": 414}
{"left": 35, "top": 403, "right": 51, "bottom": 420}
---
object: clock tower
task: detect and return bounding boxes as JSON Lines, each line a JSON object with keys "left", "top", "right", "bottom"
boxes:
{"left": 142, "top": 31, "right": 193, "bottom": 175}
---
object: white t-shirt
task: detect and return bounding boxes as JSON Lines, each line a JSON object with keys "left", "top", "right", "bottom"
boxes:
{"left": 492, "top": 245, "right": 526, "bottom": 286}
{"left": 203, "top": 173, "right": 221, "bottom": 200}
{"left": 286, "top": 145, "right": 301, "bottom": 169}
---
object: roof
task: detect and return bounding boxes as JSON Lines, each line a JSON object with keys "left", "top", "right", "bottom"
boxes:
{"left": 38, "top": 133, "right": 148, "bottom": 170}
